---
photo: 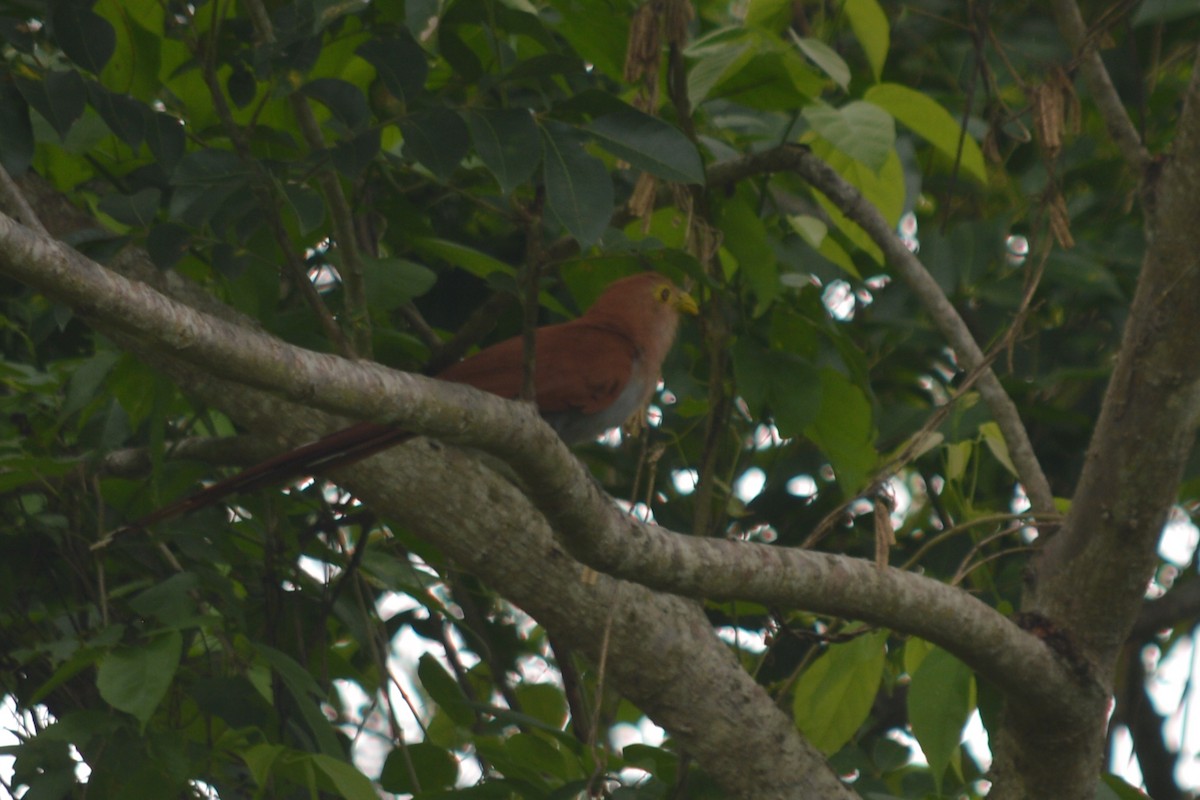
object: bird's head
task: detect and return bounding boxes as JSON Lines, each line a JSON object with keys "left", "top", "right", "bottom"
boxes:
{"left": 583, "top": 271, "right": 698, "bottom": 365}
{"left": 585, "top": 271, "right": 698, "bottom": 322}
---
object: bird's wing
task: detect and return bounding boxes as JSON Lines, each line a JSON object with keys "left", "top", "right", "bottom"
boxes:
{"left": 437, "top": 321, "right": 639, "bottom": 416}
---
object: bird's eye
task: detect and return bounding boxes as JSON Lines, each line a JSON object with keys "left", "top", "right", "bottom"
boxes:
{"left": 658, "top": 286, "right": 671, "bottom": 302}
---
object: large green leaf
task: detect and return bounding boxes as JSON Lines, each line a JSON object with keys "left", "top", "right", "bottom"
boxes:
{"left": 793, "top": 629, "right": 888, "bottom": 753}
{"left": 400, "top": 109, "right": 470, "bottom": 181}
{"left": 418, "top": 653, "right": 475, "bottom": 727}
{"left": 803, "top": 100, "right": 895, "bottom": 172}
{"left": 807, "top": 138, "right": 905, "bottom": 265}
{"left": 908, "top": 646, "right": 975, "bottom": 791}
{"left": 96, "top": 630, "right": 182, "bottom": 727}
{"left": 844, "top": 0, "right": 890, "bottom": 81}
{"left": 86, "top": 80, "right": 149, "bottom": 147}
{"left": 380, "top": 741, "right": 460, "bottom": 793}
{"left": 254, "top": 645, "right": 346, "bottom": 757}
{"left": 14, "top": 71, "right": 86, "bottom": 141}
{"left": 586, "top": 110, "right": 705, "bottom": 185}
{"left": 792, "top": 36, "right": 850, "bottom": 90}
{"left": 467, "top": 108, "right": 542, "bottom": 194}
{"left": 0, "top": 80, "right": 33, "bottom": 175}
{"left": 360, "top": 256, "right": 437, "bottom": 310}
{"left": 51, "top": 2, "right": 116, "bottom": 73}
{"left": 357, "top": 32, "right": 428, "bottom": 103}
{"left": 687, "top": 28, "right": 823, "bottom": 110}
{"left": 805, "top": 368, "right": 876, "bottom": 495}
{"left": 717, "top": 193, "right": 778, "bottom": 308}
{"left": 411, "top": 237, "right": 515, "bottom": 278}
{"left": 540, "top": 121, "right": 613, "bottom": 248}
{"left": 168, "top": 150, "right": 251, "bottom": 227}
{"left": 95, "top": 0, "right": 164, "bottom": 98}
{"left": 301, "top": 77, "right": 369, "bottom": 133}
{"left": 865, "top": 83, "right": 988, "bottom": 184}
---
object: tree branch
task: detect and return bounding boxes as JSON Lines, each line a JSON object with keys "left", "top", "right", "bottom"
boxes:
{"left": 709, "top": 146, "right": 1056, "bottom": 516}
{"left": 1048, "top": 0, "right": 1150, "bottom": 172}
{"left": 121, "top": 345, "right": 855, "bottom": 800}
{"left": 0, "top": 209, "right": 1087, "bottom": 724}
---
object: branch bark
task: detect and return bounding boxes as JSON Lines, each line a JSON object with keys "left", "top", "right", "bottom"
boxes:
{"left": 121, "top": 329, "right": 857, "bottom": 800}
{"left": 0, "top": 202, "right": 857, "bottom": 797}
{"left": 0, "top": 203, "right": 1087, "bottom": 727}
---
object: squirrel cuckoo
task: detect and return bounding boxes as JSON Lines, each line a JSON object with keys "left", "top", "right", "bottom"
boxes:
{"left": 133, "top": 272, "right": 698, "bottom": 527}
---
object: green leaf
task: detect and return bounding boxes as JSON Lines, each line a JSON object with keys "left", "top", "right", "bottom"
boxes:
{"left": 540, "top": 121, "right": 613, "bottom": 248}
{"left": 805, "top": 368, "right": 876, "bottom": 495}
{"left": 95, "top": 2, "right": 164, "bottom": 98}
{"left": 254, "top": 645, "right": 345, "bottom": 757}
{"left": 411, "top": 237, "right": 515, "bottom": 279}
{"left": 586, "top": 110, "right": 705, "bottom": 185}
{"left": 64, "top": 350, "right": 122, "bottom": 417}
{"left": 865, "top": 83, "right": 988, "bottom": 184}
{"left": 360, "top": 256, "right": 437, "bottom": 310}
{"left": 96, "top": 630, "right": 182, "bottom": 727}
{"left": 357, "top": 32, "right": 428, "bottom": 103}
{"left": 86, "top": 80, "right": 148, "bottom": 147}
{"left": 169, "top": 150, "right": 251, "bottom": 227}
{"left": 908, "top": 646, "right": 974, "bottom": 791}
{"left": 380, "top": 742, "right": 459, "bottom": 793}
{"left": 52, "top": 1, "right": 116, "bottom": 73}
{"left": 745, "top": 0, "right": 792, "bottom": 30}
{"left": 787, "top": 214, "right": 860, "bottom": 279}
{"left": 400, "top": 109, "right": 470, "bottom": 181}
{"left": 242, "top": 743, "right": 284, "bottom": 788}
{"left": 0, "top": 82, "right": 33, "bottom": 175}
{"left": 717, "top": 193, "right": 778, "bottom": 308}
{"left": 514, "top": 682, "right": 568, "bottom": 729}
{"left": 281, "top": 183, "right": 325, "bottom": 234}
{"left": 506, "top": 732, "right": 575, "bottom": 780}
{"left": 146, "top": 222, "right": 191, "bottom": 269}
{"left": 732, "top": 336, "right": 821, "bottom": 436}
{"left": 418, "top": 653, "right": 475, "bottom": 727}
{"left": 331, "top": 128, "right": 381, "bottom": 177}
{"left": 1132, "top": 0, "right": 1200, "bottom": 25}
{"left": 687, "top": 28, "right": 823, "bottom": 109}
{"left": 128, "top": 573, "right": 200, "bottom": 629}
{"left": 1100, "top": 773, "right": 1154, "bottom": 799}
{"left": 803, "top": 101, "right": 895, "bottom": 172}
{"left": 467, "top": 108, "right": 542, "bottom": 194}
{"left": 792, "top": 36, "right": 850, "bottom": 90}
{"left": 550, "top": 0, "right": 627, "bottom": 77}
{"left": 807, "top": 138, "right": 905, "bottom": 264}
{"left": 15, "top": 71, "right": 86, "bottom": 141}
{"left": 98, "top": 187, "right": 161, "bottom": 228}
{"left": 979, "top": 421, "right": 1017, "bottom": 477}
{"left": 685, "top": 28, "right": 756, "bottom": 106}
{"left": 792, "top": 629, "right": 887, "bottom": 753}
{"left": 301, "top": 77, "right": 369, "bottom": 133}
{"left": 844, "top": 0, "right": 889, "bottom": 81}
{"left": 146, "top": 112, "right": 185, "bottom": 171}
{"left": 770, "top": 359, "right": 822, "bottom": 437}
{"left": 310, "top": 754, "right": 378, "bottom": 800}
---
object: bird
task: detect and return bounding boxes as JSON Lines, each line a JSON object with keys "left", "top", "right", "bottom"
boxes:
{"left": 131, "top": 272, "right": 698, "bottom": 527}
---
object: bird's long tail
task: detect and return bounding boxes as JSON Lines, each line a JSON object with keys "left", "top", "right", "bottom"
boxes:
{"left": 127, "top": 422, "right": 413, "bottom": 529}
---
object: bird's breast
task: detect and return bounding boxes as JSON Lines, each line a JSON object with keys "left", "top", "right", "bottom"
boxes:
{"left": 543, "top": 363, "right": 651, "bottom": 445}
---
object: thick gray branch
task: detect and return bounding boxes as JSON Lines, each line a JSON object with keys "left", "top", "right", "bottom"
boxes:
{"left": 132, "top": 352, "right": 854, "bottom": 800}
{"left": 0, "top": 210, "right": 1084, "bottom": 723}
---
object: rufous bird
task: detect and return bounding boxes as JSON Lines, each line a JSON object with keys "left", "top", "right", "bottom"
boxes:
{"left": 133, "top": 272, "right": 698, "bottom": 527}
